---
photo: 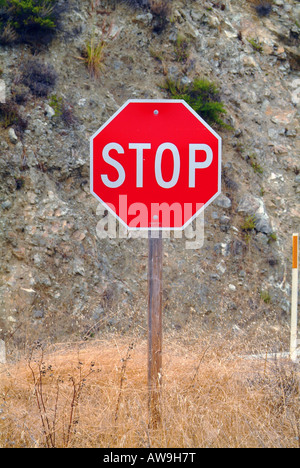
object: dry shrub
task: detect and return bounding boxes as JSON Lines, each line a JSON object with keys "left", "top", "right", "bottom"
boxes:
{"left": 21, "top": 60, "right": 57, "bottom": 97}
{"left": 0, "top": 99, "right": 28, "bottom": 137}
{"left": 247, "top": 0, "right": 273, "bottom": 17}
{"left": 149, "top": 0, "right": 171, "bottom": 33}
{"left": 0, "top": 337, "right": 299, "bottom": 448}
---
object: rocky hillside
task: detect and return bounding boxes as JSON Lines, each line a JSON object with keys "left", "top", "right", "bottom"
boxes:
{"left": 0, "top": 0, "right": 299, "bottom": 354}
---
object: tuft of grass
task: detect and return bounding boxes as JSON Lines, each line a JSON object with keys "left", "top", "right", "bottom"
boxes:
{"left": 80, "top": 34, "right": 105, "bottom": 79}
{"left": 49, "top": 94, "right": 63, "bottom": 118}
{"left": 48, "top": 94, "right": 75, "bottom": 126}
{"left": 174, "top": 34, "right": 189, "bottom": 63}
{"left": 247, "top": 37, "right": 263, "bottom": 53}
{"left": 162, "top": 77, "right": 229, "bottom": 128}
{"left": 260, "top": 290, "right": 271, "bottom": 304}
{"left": 240, "top": 215, "right": 256, "bottom": 245}
{"left": 247, "top": 153, "right": 264, "bottom": 174}
{"left": 241, "top": 215, "right": 256, "bottom": 232}
{"left": 268, "top": 232, "right": 277, "bottom": 243}
{"left": 251, "top": 161, "right": 264, "bottom": 174}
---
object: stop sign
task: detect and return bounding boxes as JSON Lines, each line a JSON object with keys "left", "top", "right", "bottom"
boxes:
{"left": 90, "top": 100, "right": 222, "bottom": 230}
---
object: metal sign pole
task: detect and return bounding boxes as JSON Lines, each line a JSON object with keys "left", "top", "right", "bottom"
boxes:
{"left": 148, "top": 230, "right": 163, "bottom": 428}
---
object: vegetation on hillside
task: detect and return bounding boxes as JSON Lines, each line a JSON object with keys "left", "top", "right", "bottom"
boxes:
{"left": 0, "top": 0, "right": 65, "bottom": 45}
{"left": 162, "top": 77, "right": 229, "bottom": 128}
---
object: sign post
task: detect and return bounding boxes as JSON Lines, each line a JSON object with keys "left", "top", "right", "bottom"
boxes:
{"left": 148, "top": 231, "right": 163, "bottom": 428}
{"left": 90, "top": 99, "right": 222, "bottom": 427}
{"left": 290, "top": 233, "right": 299, "bottom": 362}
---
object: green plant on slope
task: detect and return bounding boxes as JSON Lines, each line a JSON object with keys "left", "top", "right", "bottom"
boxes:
{"left": 247, "top": 37, "right": 263, "bottom": 53}
{"left": 241, "top": 215, "right": 256, "bottom": 232}
{"left": 79, "top": 33, "right": 105, "bottom": 78}
{"left": 0, "top": 0, "right": 64, "bottom": 45}
{"left": 162, "top": 77, "right": 229, "bottom": 128}
{"left": 174, "top": 34, "right": 189, "bottom": 63}
{"left": 49, "top": 94, "right": 63, "bottom": 118}
{"left": 260, "top": 290, "right": 271, "bottom": 304}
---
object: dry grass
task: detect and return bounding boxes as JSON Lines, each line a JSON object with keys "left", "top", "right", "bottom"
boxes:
{"left": 82, "top": 35, "right": 105, "bottom": 78}
{"left": 0, "top": 336, "right": 299, "bottom": 448}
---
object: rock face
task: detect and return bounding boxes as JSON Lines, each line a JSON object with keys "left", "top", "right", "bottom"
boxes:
{"left": 237, "top": 194, "right": 273, "bottom": 235}
{"left": 0, "top": 0, "right": 299, "bottom": 351}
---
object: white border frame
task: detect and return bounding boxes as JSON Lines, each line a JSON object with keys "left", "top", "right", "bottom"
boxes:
{"left": 90, "top": 99, "right": 222, "bottom": 231}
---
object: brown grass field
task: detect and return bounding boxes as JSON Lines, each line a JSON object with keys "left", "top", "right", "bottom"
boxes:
{"left": 0, "top": 335, "right": 299, "bottom": 448}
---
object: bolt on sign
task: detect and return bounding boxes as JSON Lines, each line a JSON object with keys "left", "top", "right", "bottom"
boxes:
{"left": 90, "top": 100, "right": 222, "bottom": 230}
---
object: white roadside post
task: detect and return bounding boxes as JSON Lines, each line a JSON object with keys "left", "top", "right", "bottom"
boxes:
{"left": 290, "top": 233, "right": 299, "bottom": 362}
{"left": 0, "top": 79, "right": 5, "bottom": 103}
{"left": 0, "top": 340, "right": 6, "bottom": 364}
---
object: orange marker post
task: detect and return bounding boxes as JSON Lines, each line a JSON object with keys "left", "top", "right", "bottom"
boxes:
{"left": 290, "top": 233, "right": 299, "bottom": 362}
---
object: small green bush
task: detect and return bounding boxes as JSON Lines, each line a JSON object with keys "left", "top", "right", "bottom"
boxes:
{"left": 260, "top": 290, "right": 271, "bottom": 304}
{"left": 49, "top": 94, "right": 63, "bottom": 118}
{"left": 241, "top": 215, "right": 256, "bottom": 232}
{"left": 174, "top": 34, "right": 189, "bottom": 63}
{"left": 247, "top": 153, "right": 264, "bottom": 174}
{"left": 80, "top": 34, "right": 105, "bottom": 78}
{"left": 0, "top": 0, "right": 65, "bottom": 45}
{"left": 268, "top": 232, "right": 277, "bottom": 243}
{"left": 162, "top": 77, "right": 228, "bottom": 127}
{"left": 49, "top": 94, "right": 75, "bottom": 126}
{"left": 247, "top": 38, "right": 263, "bottom": 53}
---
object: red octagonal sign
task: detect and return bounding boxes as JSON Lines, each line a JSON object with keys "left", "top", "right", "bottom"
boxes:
{"left": 90, "top": 100, "right": 222, "bottom": 230}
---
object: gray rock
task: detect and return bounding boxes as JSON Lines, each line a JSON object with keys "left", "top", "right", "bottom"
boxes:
{"left": 255, "top": 215, "right": 273, "bottom": 235}
{"left": 291, "top": 87, "right": 300, "bottom": 107}
{"left": 1, "top": 200, "right": 12, "bottom": 210}
{"left": 220, "top": 215, "right": 231, "bottom": 232}
{"left": 134, "top": 13, "right": 153, "bottom": 25}
{"left": 232, "top": 240, "right": 247, "bottom": 257}
{"left": 30, "top": 119, "right": 47, "bottom": 136}
{"left": 73, "top": 258, "right": 85, "bottom": 276}
{"left": 8, "top": 128, "right": 18, "bottom": 144}
{"left": 93, "top": 305, "right": 104, "bottom": 322}
{"left": 45, "top": 104, "right": 56, "bottom": 118}
{"left": 216, "top": 261, "right": 226, "bottom": 275}
{"left": 255, "top": 232, "right": 269, "bottom": 246}
{"left": 237, "top": 194, "right": 273, "bottom": 235}
{"left": 33, "top": 309, "right": 45, "bottom": 319}
{"left": 215, "top": 194, "right": 232, "bottom": 209}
